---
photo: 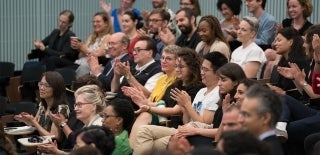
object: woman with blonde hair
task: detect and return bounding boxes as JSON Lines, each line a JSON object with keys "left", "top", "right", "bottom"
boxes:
{"left": 71, "top": 12, "right": 113, "bottom": 78}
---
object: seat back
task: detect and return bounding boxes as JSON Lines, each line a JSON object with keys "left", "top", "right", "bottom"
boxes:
{"left": 0, "top": 61, "right": 15, "bottom": 78}
{"left": 5, "top": 101, "right": 37, "bottom": 115}
{"left": 21, "top": 61, "right": 46, "bottom": 84}
{"left": 55, "top": 68, "right": 76, "bottom": 87}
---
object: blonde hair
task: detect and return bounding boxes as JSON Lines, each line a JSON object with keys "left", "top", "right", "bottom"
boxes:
{"left": 75, "top": 85, "right": 106, "bottom": 113}
{"left": 163, "top": 45, "right": 181, "bottom": 57}
{"left": 89, "top": 12, "right": 113, "bottom": 46}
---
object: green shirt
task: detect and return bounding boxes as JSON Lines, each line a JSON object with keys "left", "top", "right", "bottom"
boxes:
{"left": 112, "top": 130, "right": 132, "bottom": 155}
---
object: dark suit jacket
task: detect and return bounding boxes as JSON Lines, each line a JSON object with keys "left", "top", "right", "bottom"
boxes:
{"left": 262, "top": 135, "right": 284, "bottom": 155}
{"left": 98, "top": 54, "right": 133, "bottom": 91}
{"left": 42, "top": 29, "right": 79, "bottom": 62}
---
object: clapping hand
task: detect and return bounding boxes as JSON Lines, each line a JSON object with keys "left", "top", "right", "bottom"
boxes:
{"left": 170, "top": 88, "right": 191, "bottom": 107}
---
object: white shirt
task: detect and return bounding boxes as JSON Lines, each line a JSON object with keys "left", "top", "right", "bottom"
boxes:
{"left": 231, "top": 42, "right": 267, "bottom": 79}
{"left": 191, "top": 86, "right": 220, "bottom": 116}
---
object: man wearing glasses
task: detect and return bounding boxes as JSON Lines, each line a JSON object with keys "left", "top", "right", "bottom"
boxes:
{"left": 111, "top": 36, "right": 162, "bottom": 110}
{"left": 88, "top": 32, "right": 132, "bottom": 92}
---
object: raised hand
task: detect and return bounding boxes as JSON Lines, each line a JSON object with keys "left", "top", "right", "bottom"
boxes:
{"left": 158, "top": 27, "right": 175, "bottom": 45}
{"left": 87, "top": 55, "right": 101, "bottom": 76}
{"left": 99, "top": 0, "right": 111, "bottom": 14}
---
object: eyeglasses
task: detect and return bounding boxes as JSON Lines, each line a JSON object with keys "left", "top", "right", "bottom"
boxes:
{"left": 38, "top": 82, "right": 51, "bottom": 88}
{"left": 133, "top": 48, "right": 149, "bottom": 53}
{"left": 200, "top": 67, "right": 213, "bottom": 72}
{"left": 99, "top": 113, "right": 118, "bottom": 119}
{"left": 161, "top": 56, "right": 174, "bottom": 62}
{"left": 148, "top": 19, "right": 163, "bottom": 23}
{"left": 74, "top": 102, "right": 92, "bottom": 108}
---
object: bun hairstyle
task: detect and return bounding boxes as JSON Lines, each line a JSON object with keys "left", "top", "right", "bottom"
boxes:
{"left": 124, "top": 10, "right": 144, "bottom": 29}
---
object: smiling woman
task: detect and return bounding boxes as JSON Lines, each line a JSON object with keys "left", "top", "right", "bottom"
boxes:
{"left": 14, "top": 71, "right": 70, "bottom": 141}
{"left": 72, "top": 12, "right": 113, "bottom": 78}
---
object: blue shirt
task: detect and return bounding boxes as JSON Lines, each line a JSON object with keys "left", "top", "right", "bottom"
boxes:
{"left": 112, "top": 8, "right": 141, "bottom": 32}
{"left": 255, "top": 11, "right": 277, "bottom": 45}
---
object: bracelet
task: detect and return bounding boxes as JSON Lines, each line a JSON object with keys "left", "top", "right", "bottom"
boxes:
{"left": 302, "top": 82, "right": 308, "bottom": 88}
{"left": 59, "top": 122, "right": 67, "bottom": 129}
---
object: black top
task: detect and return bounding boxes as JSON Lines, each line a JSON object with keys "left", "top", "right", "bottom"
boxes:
{"left": 282, "top": 18, "right": 313, "bottom": 36}
{"left": 115, "top": 61, "right": 162, "bottom": 109}
{"left": 262, "top": 135, "right": 284, "bottom": 155}
{"left": 175, "top": 31, "right": 202, "bottom": 49}
{"left": 161, "top": 82, "right": 204, "bottom": 127}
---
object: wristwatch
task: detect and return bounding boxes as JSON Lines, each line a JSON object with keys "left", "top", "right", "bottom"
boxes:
{"left": 59, "top": 122, "right": 66, "bottom": 129}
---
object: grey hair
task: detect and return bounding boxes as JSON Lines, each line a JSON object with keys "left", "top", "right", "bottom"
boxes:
{"left": 75, "top": 84, "right": 106, "bottom": 113}
{"left": 242, "top": 16, "right": 259, "bottom": 33}
{"left": 245, "top": 84, "right": 282, "bottom": 128}
{"left": 162, "top": 45, "right": 181, "bottom": 57}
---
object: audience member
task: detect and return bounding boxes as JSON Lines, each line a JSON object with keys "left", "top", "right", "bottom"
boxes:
{"left": 245, "top": 0, "right": 277, "bottom": 48}
{"left": 100, "top": 0, "right": 140, "bottom": 33}
{"left": 132, "top": 52, "right": 228, "bottom": 155}
{"left": 72, "top": 12, "right": 113, "bottom": 78}
{"left": 37, "top": 85, "right": 105, "bottom": 154}
{"left": 101, "top": 99, "right": 135, "bottom": 155}
{"left": 307, "top": 25, "right": 320, "bottom": 94}
{"left": 216, "top": 0, "right": 242, "bottom": 42}
{"left": 174, "top": 8, "right": 201, "bottom": 49}
{"left": 88, "top": 32, "right": 132, "bottom": 91}
{"left": 141, "top": 0, "right": 176, "bottom": 33}
{"left": 179, "top": 0, "right": 201, "bottom": 24}
{"left": 121, "top": 10, "right": 144, "bottom": 56}
{"left": 230, "top": 16, "right": 266, "bottom": 79}
{"left": 111, "top": 36, "right": 162, "bottom": 106}
{"left": 213, "top": 63, "right": 246, "bottom": 130}
{"left": 14, "top": 71, "right": 70, "bottom": 140}
{"left": 124, "top": 45, "right": 179, "bottom": 147}
{"left": 268, "top": 27, "right": 308, "bottom": 100}
{"left": 74, "top": 126, "right": 115, "bottom": 155}
{"left": 217, "top": 130, "right": 271, "bottom": 155}
{"left": 239, "top": 84, "right": 284, "bottom": 155}
{"left": 62, "top": 74, "right": 104, "bottom": 149}
{"left": 145, "top": 8, "right": 172, "bottom": 60}
{"left": 195, "top": 15, "right": 230, "bottom": 59}
{"left": 28, "top": 10, "right": 79, "bottom": 71}
{"left": 279, "top": 0, "right": 313, "bottom": 35}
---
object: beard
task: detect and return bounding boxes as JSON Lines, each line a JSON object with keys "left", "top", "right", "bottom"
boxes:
{"left": 179, "top": 24, "right": 193, "bottom": 35}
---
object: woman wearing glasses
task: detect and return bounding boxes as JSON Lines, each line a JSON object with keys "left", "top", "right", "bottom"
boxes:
{"left": 37, "top": 84, "right": 105, "bottom": 154}
{"left": 132, "top": 52, "right": 228, "bottom": 155}
{"left": 14, "top": 71, "right": 70, "bottom": 141}
{"left": 101, "top": 98, "right": 135, "bottom": 155}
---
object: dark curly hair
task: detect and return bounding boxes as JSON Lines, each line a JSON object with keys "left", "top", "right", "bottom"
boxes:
{"left": 175, "top": 47, "right": 202, "bottom": 88}
{"left": 76, "top": 126, "right": 115, "bottom": 155}
{"left": 217, "top": 0, "right": 242, "bottom": 15}
{"left": 106, "top": 99, "right": 135, "bottom": 133}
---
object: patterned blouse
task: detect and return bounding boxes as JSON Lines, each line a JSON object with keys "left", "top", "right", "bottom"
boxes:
{"left": 37, "top": 102, "right": 70, "bottom": 131}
